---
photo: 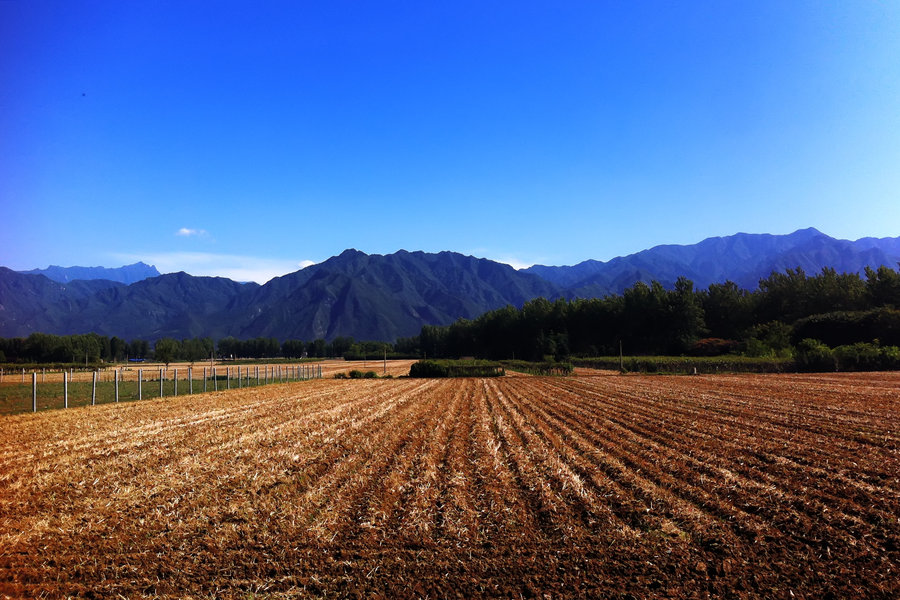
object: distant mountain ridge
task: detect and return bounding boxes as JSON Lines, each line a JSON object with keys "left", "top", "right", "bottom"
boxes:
{"left": 2, "top": 228, "right": 899, "bottom": 341}
{"left": 20, "top": 262, "right": 160, "bottom": 284}
{"left": 0, "top": 250, "right": 555, "bottom": 340}
{"left": 527, "top": 228, "right": 900, "bottom": 295}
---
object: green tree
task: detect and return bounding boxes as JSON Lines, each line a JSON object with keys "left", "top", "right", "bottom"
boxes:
{"left": 865, "top": 265, "right": 900, "bottom": 307}
{"left": 154, "top": 338, "right": 180, "bottom": 367}
{"left": 702, "top": 281, "right": 753, "bottom": 340}
{"left": 110, "top": 336, "right": 127, "bottom": 362}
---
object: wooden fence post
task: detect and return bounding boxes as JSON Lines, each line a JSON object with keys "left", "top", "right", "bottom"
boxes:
{"left": 189, "top": 367, "right": 193, "bottom": 394}
{"left": 115, "top": 369, "right": 119, "bottom": 403}
{"left": 92, "top": 371, "right": 97, "bottom": 405}
{"left": 174, "top": 368, "right": 178, "bottom": 396}
{"left": 203, "top": 367, "right": 207, "bottom": 393}
{"left": 32, "top": 372, "right": 37, "bottom": 412}
{"left": 64, "top": 371, "right": 68, "bottom": 409}
{"left": 214, "top": 367, "right": 218, "bottom": 391}
{"left": 226, "top": 367, "right": 230, "bottom": 389}
{"left": 256, "top": 365, "right": 259, "bottom": 385}
{"left": 160, "top": 369, "right": 164, "bottom": 397}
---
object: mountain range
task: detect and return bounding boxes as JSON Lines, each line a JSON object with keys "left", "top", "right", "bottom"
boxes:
{"left": 19, "top": 262, "right": 160, "bottom": 284}
{"left": 2, "top": 228, "right": 898, "bottom": 341}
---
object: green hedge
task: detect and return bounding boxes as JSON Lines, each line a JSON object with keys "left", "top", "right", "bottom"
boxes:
{"left": 573, "top": 356, "right": 793, "bottom": 374}
{"left": 409, "top": 360, "right": 505, "bottom": 378}
{"left": 501, "top": 360, "right": 573, "bottom": 376}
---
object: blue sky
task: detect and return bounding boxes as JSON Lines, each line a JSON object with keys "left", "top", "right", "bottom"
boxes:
{"left": 2, "top": 1, "right": 899, "bottom": 282}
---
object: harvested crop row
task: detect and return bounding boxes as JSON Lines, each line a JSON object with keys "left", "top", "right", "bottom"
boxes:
{"left": 0, "top": 372, "right": 897, "bottom": 598}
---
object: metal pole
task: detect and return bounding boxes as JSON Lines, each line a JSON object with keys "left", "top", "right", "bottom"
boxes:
{"left": 115, "top": 369, "right": 119, "bottom": 402}
{"left": 64, "top": 371, "right": 68, "bottom": 409}
{"left": 204, "top": 367, "right": 207, "bottom": 393}
{"left": 174, "top": 368, "right": 178, "bottom": 396}
{"left": 189, "top": 367, "right": 193, "bottom": 394}
{"left": 214, "top": 367, "right": 218, "bottom": 391}
{"left": 138, "top": 369, "right": 142, "bottom": 400}
{"left": 160, "top": 368, "right": 164, "bottom": 397}
{"left": 92, "top": 371, "right": 97, "bottom": 405}
{"left": 32, "top": 372, "right": 37, "bottom": 412}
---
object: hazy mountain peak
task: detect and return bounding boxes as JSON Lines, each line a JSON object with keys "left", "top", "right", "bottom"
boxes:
{"left": 20, "top": 262, "right": 161, "bottom": 285}
{"left": 524, "top": 228, "right": 900, "bottom": 294}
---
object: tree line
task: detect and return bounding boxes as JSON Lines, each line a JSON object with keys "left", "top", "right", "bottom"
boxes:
{"left": 0, "top": 333, "right": 405, "bottom": 365}
{"left": 412, "top": 265, "right": 900, "bottom": 362}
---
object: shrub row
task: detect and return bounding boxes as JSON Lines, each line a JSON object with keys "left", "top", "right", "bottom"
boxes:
{"left": 334, "top": 370, "right": 381, "bottom": 379}
{"left": 500, "top": 360, "right": 574, "bottom": 376}
{"left": 573, "top": 356, "right": 793, "bottom": 374}
{"left": 409, "top": 360, "right": 505, "bottom": 378}
{"left": 795, "top": 339, "right": 900, "bottom": 372}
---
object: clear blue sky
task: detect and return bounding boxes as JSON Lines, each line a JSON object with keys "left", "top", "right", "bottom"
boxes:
{"left": 2, "top": 1, "right": 899, "bottom": 282}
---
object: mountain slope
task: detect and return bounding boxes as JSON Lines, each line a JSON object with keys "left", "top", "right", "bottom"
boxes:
{"left": 221, "top": 249, "right": 561, "bottom": 340}
{"left": 0, "top": 268, "right": 127, "bottom": 336}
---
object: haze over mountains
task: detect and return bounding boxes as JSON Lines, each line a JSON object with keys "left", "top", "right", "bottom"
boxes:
{"left": 2, "top": 228, "right": 899, "bottom": 341}
{"left": 20, "top": 262, "right": 161, "bottom": 285}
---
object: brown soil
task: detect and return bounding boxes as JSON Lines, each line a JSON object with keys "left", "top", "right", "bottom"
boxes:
{"left": 1, "top": 372, "right": 897, "bottom": 598}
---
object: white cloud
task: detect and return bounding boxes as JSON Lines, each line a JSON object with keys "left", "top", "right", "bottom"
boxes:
{"left": 176, "top": 227, "right": 208, "bottom": 237}
{"left": 497, "top": 258, "right": 534, "bottom": 271}
{"left": 462, "top": 247, "right": 534, "bottom": 270}
{"left": 112, "top": 252, "right": 314, "bottom": 283}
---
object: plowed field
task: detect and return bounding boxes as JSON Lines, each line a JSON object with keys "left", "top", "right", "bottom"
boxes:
{"left": 1, "top": 372, "right": 898, "bottom": 598}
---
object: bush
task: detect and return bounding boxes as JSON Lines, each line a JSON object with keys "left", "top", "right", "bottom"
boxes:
{"left": 409, "top": 360, "right": 504, "bottom": 378}
{"left": 745, "top": 321, "right": 793, "bottom": 358}
{"left": 501, "top": 360, "right": 573, "bottom": 376}
{"left": 833, "top": 342, "right": 900, "bottom": 371}
{"left": 409, "top": 361, "right": 449, "bottom": 378}
{"left": 795, "top": 339, "right": 834, "bottom": 372}
{"left": 337, "top": 370, "right": 381, "bottom": 379}
{"left": 572, "top": 356, "right": 792, "bottom": 374}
